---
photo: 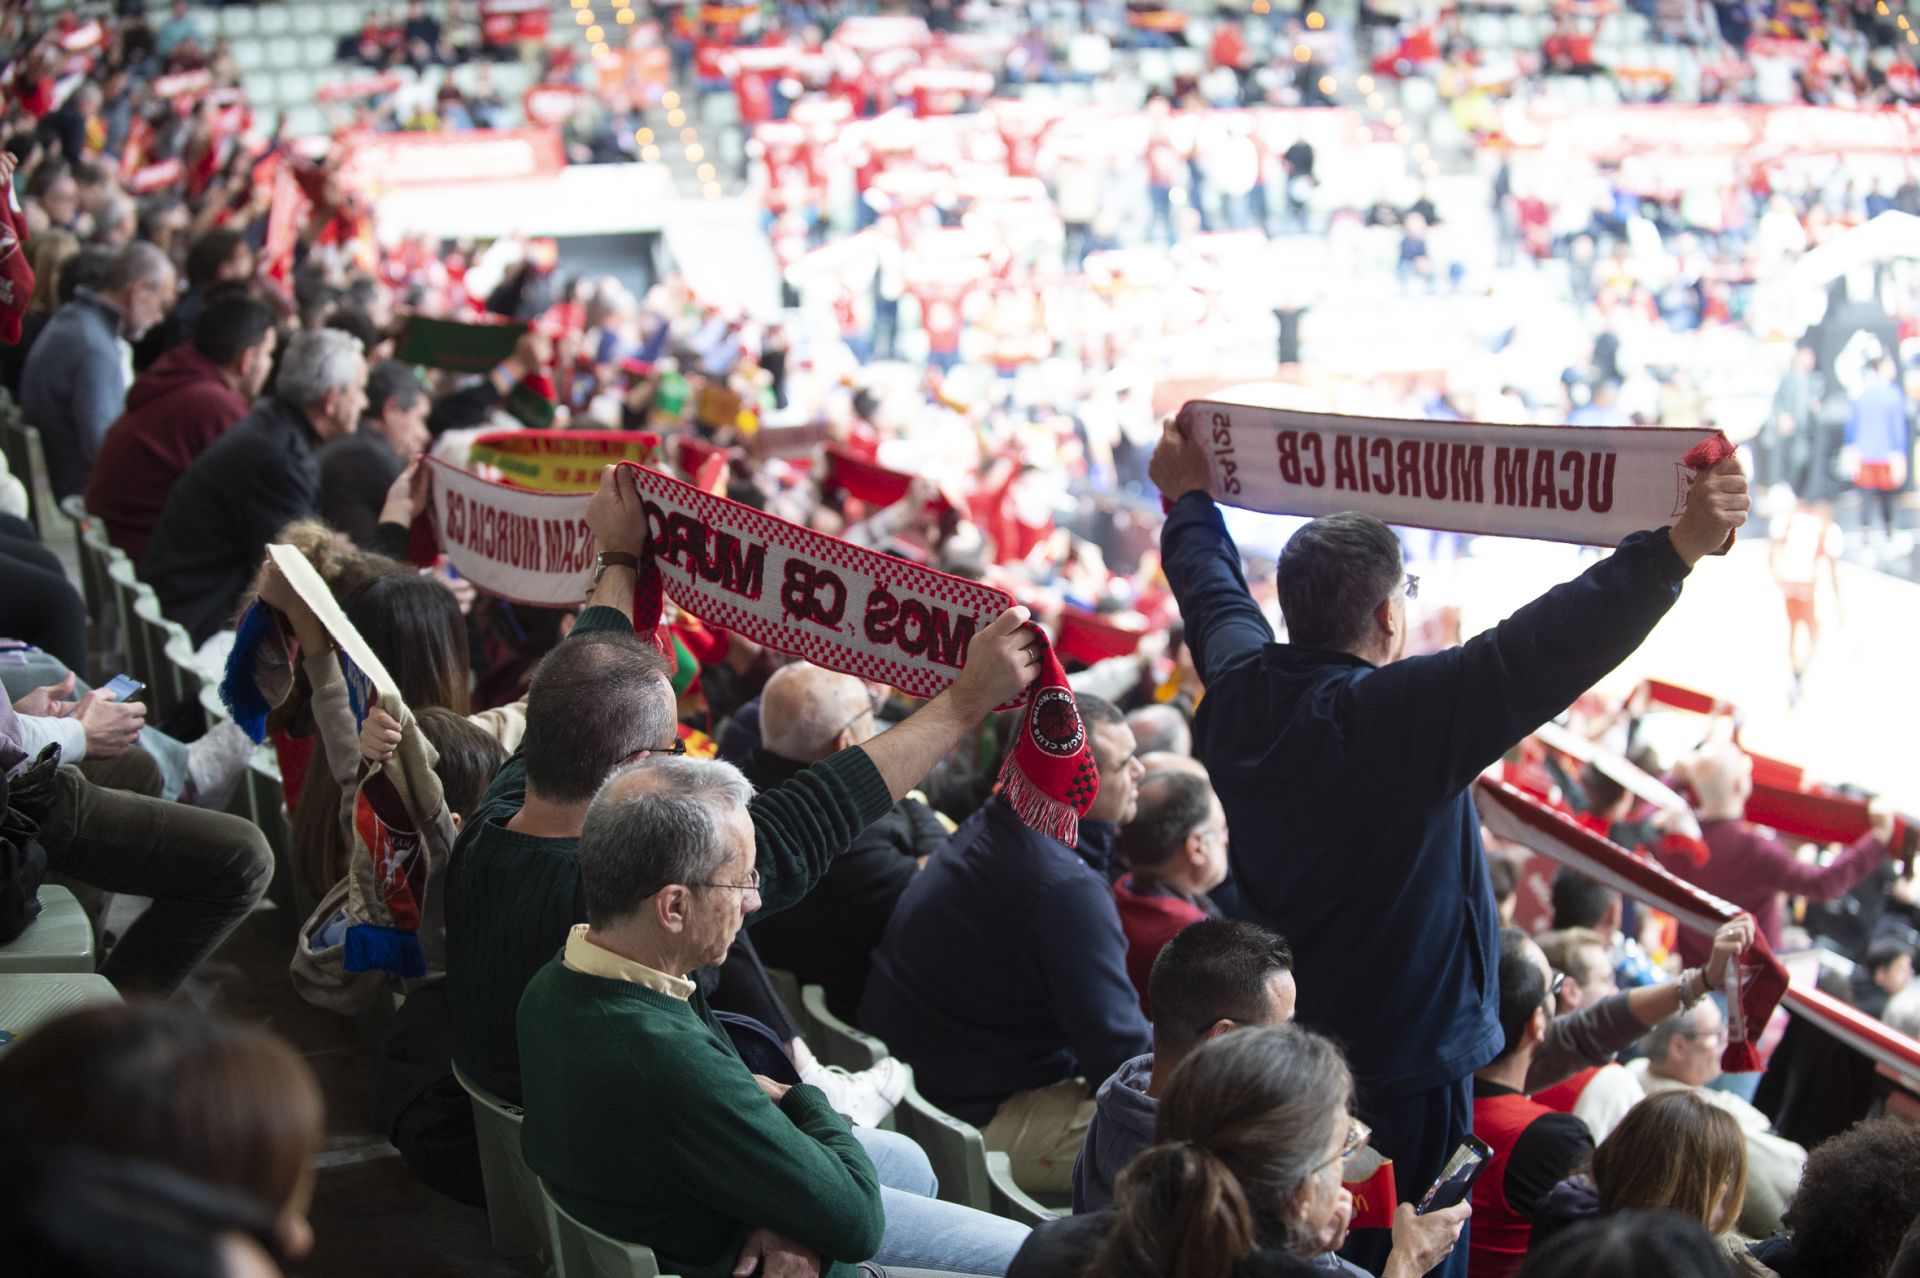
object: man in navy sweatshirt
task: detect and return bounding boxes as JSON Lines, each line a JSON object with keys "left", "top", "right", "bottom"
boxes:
{"left": 1150, "top": 413, "right": 1748, "bottom": 1277}
{"left": 861, "top": 694, "right": 1148, "bottom": 1202}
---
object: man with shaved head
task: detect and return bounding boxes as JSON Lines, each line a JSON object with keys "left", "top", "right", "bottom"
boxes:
{"left": 745, "top": 663, "right": 950, "bottom": 1019}
{"left": 1124, "top": 703, "right": 1191, "bottom": 757}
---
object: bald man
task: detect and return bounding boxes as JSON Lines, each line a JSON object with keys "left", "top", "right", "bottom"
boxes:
{"left": 744, "top": 664, "right": 951, "bottom": 1019}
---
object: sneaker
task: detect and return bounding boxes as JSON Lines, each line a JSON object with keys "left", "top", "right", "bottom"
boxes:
{"left": 184, "top": 718, "right": 254, "bottom": 810}
{"left": 800, "top": 1056, "right": 909, "bottom": 1127}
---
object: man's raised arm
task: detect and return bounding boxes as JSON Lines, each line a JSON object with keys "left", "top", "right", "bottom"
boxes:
{"left": 1152, "top": 413, "right": 1276, "bottom": 684}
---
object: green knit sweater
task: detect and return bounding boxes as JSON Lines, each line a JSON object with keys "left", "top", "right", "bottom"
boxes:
{"left": 518, "top": 964, "right": 884, "bottom": 1278}
{"left": 445, "top": 604, "right": 896, "bottom": 1101}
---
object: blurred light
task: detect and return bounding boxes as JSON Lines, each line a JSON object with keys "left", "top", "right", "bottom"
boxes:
{"left": 1384, "top": 108, "right": 1402, "bottom": 126}
{"left": 680, "top": 126, "right": 698, "bottom": 143}
{"left": 586, "top": 23, "right": 603, "bottom": 40}
{"left": 572, "top": 0, "right": 589, "bottom": 7}
{"left": 635, "top": 127, "right": 652, "bottom": 144}
{"left": 703, "top": 182, "right": 722, "bottom": 198}
{"left": 663, "top": 90, "right": 681, "bottom": 109}
{"left": 1306, "top": 10, "right": 1325, "bottom": 28}
{"left": 1412, "top": 142, "right": 1429, "bottom": 159}
{"left": 1251, "top": 0, "right": 1269, "bottom": 11}
{"left": 1910, "top": 28, "right": 1918, "bottom": 41}
{"left": 1293, "top": 43, "right": 1312, "bottom": 62}
{"left": 1421, "top": 159, "right": 1438, "bottom": 177}
{"left": 1352, "top": 127, "right": 1370, "bottom": 143}
{"left": 697, "top": 163, "right": 717, "bottom": 181}
{"left": 667, "top": 108, "right": 686, "bottom": 127}
{"left": 642, "top": 144, "right": 661, "bottom": 161}
{"left": 1879, "top": 1, "right": 1891, "bottom": 12}
{"left": 1318, "top": 75, "right": 1336, "bottom": 94}
{"left": 613, "top": 0, "right": 629, "bottom": 6}
{"left": 686, "top": 142, "right": 705, "bottom": 162}
{"left": 1901, "top": 14, "right": 1911, "bottom": 27}
{"left": 617, "top": 7, "right": 635, "bottom": 21}
{"left": 575, "top": 8, "right": 592, "bottom": 24}
{"left": 592, "top": 41, "right": 609, "bottom": 56}
{"left": 1357, "top": 75, "right": 1375, "bottom": 93}
{"left": 1367, "top": 91, "right": 1385, "bottom": 110}
{"left": 1393, "top": 125, "right": 1409, "bottom": 142}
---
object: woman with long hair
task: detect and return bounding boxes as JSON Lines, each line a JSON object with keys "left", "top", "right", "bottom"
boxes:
{"left": 0, "top": 1002, "right": 324, "bottom": 1264}
{"left": 1009, "top": 1026, "right": 1466, "bottom": 1278}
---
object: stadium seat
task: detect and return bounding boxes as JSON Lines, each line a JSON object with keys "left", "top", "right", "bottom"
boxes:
{"left": 539, "top": 1177, "right": 673, "bottom": 1278}
{"left": 245, "top": 753, "right": 297, "bottom": 915}
{"left": 104, "top": 554, "right": 149, "bottom": 684}
{"left": 986, "top": 1151, "right": 1062, "bottom": 1226}
{"left": 890, "top": 1079, "right": 993, "bottom": 1211}
{"left": 215, "top": 5, "right": 256, "bottom": 38}
{"left": 0, "top": 413, "right": 56, "bottom": 540}
{"left": 132, "top": 593, "right": 188, "bottom": 721}
{"left": 229, "top": 37, "right": 269, "bottom": 72}
{"left": 0, "top": 885, "right": 96, "bottom": 974}
{"left": 265, "top": 36, "right": 303, "bottom": 70}
{"left": 302, "top": 35, "right": 338, "bottom": 67}
{"left": 0, "top": 972, "right": 120, "bottom": 1051}
{"left": 255, "top": 4, "right": 293, "bottom": 35}
{"left": 800, "top": 983, "right": 888, "bottom": 1072}
{"left": 453, "top": 1062, "right": 550, "bottom": 1261}
{"left": 289, "top": 4, "right": 326, "bottom": 35}
{"left": 762, "top": 965, "right": 805, "bottom": 1031}
{"left": 164, "top": 629, "right": 207, "bottom": 724}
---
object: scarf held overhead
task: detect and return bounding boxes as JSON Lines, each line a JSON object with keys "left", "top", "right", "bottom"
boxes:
{"left": 418, "top": 458, "right": 1101, "bottom": 843}
{"left": 1183, "top": 401, "right": 1730, "bottom": 547}
{"left": 467, "top": 428, "right": 662, "bottom": 492}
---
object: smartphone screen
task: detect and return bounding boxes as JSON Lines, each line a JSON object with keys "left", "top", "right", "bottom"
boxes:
{"left": 102, "top": 674, "right": 145, "bottom": 701}
{"left": 1416, "top": 1137, "right": 1493, "bottom": 1214}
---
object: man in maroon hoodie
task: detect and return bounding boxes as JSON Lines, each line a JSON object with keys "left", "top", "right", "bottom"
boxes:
{"left": 87, "top": 291, "right": 276, "bottom": 562}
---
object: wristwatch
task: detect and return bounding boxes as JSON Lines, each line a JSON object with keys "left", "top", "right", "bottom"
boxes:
{"left": 591, "top": 550, "right": 640, "bottom": 586}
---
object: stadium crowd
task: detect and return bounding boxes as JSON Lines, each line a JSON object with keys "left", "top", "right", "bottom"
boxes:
{"left": 2, "top": 1, "right": 1920, "bottom": 1278}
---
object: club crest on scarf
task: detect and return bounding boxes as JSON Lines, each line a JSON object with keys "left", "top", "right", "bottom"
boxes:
{"left": 1027, "top": 687, "right": 1085, "bottom": 758}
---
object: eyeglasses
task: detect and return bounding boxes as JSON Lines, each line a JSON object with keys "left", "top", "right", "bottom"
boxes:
{"left": 1313, "top": 1118, "right": 1372, "bottom": 1176}
{"left": 694, "top": 868, "right": 761, "bottom": 893}
{"left": 1548, "top": 971, "right": 1567, "bottom": 1003}
{"left": 1402, "top": 572, "right": 1420, "bottom": 601}
{"left": 624, "top": 738, "right": 688, "bottom": 763}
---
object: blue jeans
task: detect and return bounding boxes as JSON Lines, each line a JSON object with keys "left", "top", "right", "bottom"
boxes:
{"left": 853, "top": 1128, "right": 1030, "bottom": 1276}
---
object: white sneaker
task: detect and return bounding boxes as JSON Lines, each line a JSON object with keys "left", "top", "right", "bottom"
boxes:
{"left": 184, "top": 718, "right": 253, "bottom": 810}
{"left": 801, "top": 1056, "right": 909, "bottom": 1127}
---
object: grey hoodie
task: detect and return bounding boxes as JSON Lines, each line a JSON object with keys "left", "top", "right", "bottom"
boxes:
{"left": 1072, "top": 1052, "right": 1159, "bottom": 1214}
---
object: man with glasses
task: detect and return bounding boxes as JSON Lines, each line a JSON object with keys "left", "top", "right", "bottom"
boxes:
{"left": 517, "top": 752, "right": 1034, "bottom": 1278}
{"left": 1630, "top": 996, "right": 1807, "bottom": 1237}
{"left": 744, "top": 664, "right": 949, "bottom": 1024}
{"left": 1150, "top": 413, "right": 1750, "bottom": 1277}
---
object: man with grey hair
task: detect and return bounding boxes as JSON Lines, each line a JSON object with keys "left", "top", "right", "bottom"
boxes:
{"left": 20, "top": 239, "right": 177, "bottom": 496}
{"left": 1123, "top": 703, "right": 1191, "bottom": 757}
{"left": 519, "top": 752, "right": 1032, "bottom": 1278}
{"left": 1625, "top": 997, "right": 1806, "bottom": 1236}
{"left": 745, "top": 664, "right": 949, "bottom": 1020}
{"left": 145, "top": 328, "right": 370, "bottom": 641}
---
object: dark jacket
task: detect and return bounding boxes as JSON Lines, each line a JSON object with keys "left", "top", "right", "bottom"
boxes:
{"left": 18, "top": 292, "right": 128, "bottom": 498}
{"left": 860, "top": 796, "right": 1149, "bottom": 1124}
{"left": 742, "top": 747, "right": 946, "bottom": 1021}
{"left": 1160, "top": 492, "right": 1692, "bottom": 1098}
{"left": 143, "top": 397, "right": 326, "bottom": 643}
{"left": 86, "top": 344, "right": 251, "bottom": 563}
{"left": 1009, "top": 1210, "right": 1322, "bottom": 1278}
{"left": 316, "top": 427, "right": 406, "bottom": 549}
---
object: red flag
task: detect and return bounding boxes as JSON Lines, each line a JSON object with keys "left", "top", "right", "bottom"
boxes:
{"left": 262, "top": 165, "right": 307, "bottom": 286}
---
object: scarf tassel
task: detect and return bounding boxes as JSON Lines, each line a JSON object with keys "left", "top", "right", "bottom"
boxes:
{"left": 997, "top": 753, "right": 1083, "bottom": 848}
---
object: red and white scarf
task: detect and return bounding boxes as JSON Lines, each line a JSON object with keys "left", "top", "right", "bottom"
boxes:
{"left": 419, "top": 457, "right": 1101, "bottom": 844}
{"left": 1186, "top": 402, "right": 1732, "bottom": 546}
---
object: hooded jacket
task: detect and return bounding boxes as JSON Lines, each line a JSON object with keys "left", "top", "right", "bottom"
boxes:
{"left": 1072, "top": 1051, "right": 1158, "bottom": 1213}
{"left": 87, "top": 343, "right": 251, "bottom": 562}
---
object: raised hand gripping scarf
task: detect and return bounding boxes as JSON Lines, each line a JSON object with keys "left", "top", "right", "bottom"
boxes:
{"left": 418, "top": 456, "right": 1102, "bottom": 843}
{"left": 1182, "top": 401, "right": 1735, "bottom": 547}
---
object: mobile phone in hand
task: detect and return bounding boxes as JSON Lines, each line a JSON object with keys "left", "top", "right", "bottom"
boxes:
{"left": 101, "top": 674, "right": 145, "bottom": 701}
{"left": 1416, "top": 1137, "right": 1493, "bottom": 1214}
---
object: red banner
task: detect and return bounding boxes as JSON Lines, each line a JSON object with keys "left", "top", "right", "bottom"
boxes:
{"left": 338, "top": 127, "right": 566, "bottom": 188}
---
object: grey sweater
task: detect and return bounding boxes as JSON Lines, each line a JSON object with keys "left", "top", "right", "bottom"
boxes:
{"left": 19, "top": 291, "right": 128, "bottom": 498}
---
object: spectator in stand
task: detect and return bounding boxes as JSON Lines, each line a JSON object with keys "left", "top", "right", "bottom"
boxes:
{"left": 1550, "top": 868, "right": 1663, "bottom": 990}
{"left": 1747, "top": 1117, "right": 1920, "bottom": 1278}
{"left": 1530, "top": 928, "right": 1640, "bottom": 1141}
{"left": 316, "top": 360, "right": 429, "bottom": 549}
{"left": 1013, "top": 1026, "right": 1469, "bottom": 1278}
{"left": 862, "top": 694, "right": 1150, "bottom": 1201}
{"left": 1112, "top": 769, "right": 1229, "bottom": 1009}
{"left": 154, "top": 1, "right": 207, "bottom": 60}
{"left": 1489, "top": 855, "right": 1519, "bottom": 927}
{"left": 1888, "top": 986, "right": 1920, "bottom": 1041}
{"left": 1844, "top": 354, "right": 1909, "bottom": 543}
{"left": 1151, "top": 412, "right": 1749, "bottom": 1277}
{"left": 37, "top": 82, "right": 101, "bottom": 166}
{"left": 1849, "top": 936, "right": 1914, "bottom": 1020}
{"left": 1124, "top": 702, "right": 1190, "bottom": 756}
{"left": 517, "top": 753, "right": 1033, "bottom": 1278}
{"left": 145, "top": 329, "right": 371, "bottom": 644}
{"left": 1625, "top": 1002, "right": 1805, "bottom": 1237}
{"left": 0, "top": 225, "right": 78, "bottom": 395}
{"left": 86, "top": 292, "right": 277, "bottom": 563}
{"left": 22, "top": 160, "right": 81, "bottom": 236}
{"left": 1519, "top": 1212, "right": 1737, "bottom": 1278}
{"left": 1073, "top": 918, "right": 1296, "bottom": 1213}
{"left": 1659, "top": 744, "right": 1899, "bottom": 968}
{"left": 133, "top": 227, "right": 256, "bottom": 372}
{"left": 1531, "top": 1091, "right": 1758, "bottom": 1271}
{"left": 0, "top": 1003, "right": 322, "bottom": 1265}
{"left": 742, "top": 664, "right": 948, "bottom": 1022}
{"left": 20, "top": 240, "right": 177, "bottom": 497}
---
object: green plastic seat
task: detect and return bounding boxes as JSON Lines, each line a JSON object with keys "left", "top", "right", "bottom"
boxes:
{"left": 891, "top": 1078, "right": 993, "bottom": 1212}
{"left": 0, "top": 885, "right": 95, "bottom": 974}
{"left": 800, "top": 983, "right": 888, "bottom": 1072}
{"left": 0, "top": 972, "right": 120, "bottom": 1052}
{"left": 539, "top": 1177, "right": 672, "bottom": 1278}
{"left": 451, "top": 1061, "right": 548, "bottom": 1261}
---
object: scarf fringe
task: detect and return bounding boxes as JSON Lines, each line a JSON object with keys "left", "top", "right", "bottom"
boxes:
{"left": 998, "top": 754, "right": 1082, "bottom": 847}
